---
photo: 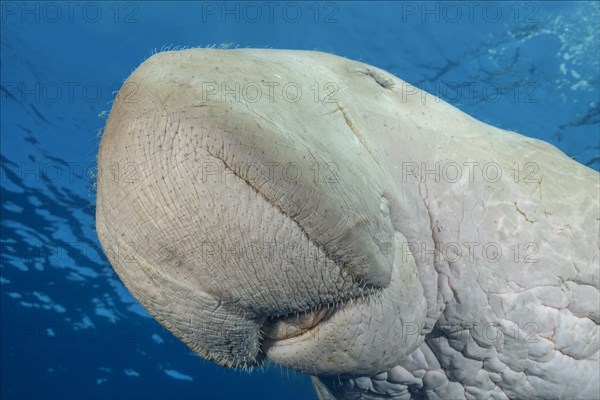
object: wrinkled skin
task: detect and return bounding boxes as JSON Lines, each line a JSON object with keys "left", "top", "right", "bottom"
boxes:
{"left": 96, "top": 49, "right": 599, "bottom": 399}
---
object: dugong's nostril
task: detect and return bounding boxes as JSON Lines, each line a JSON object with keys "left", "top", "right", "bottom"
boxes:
{"left": 361, "top": 68, "right": 395, "bottom": 89}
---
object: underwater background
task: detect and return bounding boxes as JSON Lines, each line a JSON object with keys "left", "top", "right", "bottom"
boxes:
{"left": 1, "top": 1, "right": 598, "bottom": 399}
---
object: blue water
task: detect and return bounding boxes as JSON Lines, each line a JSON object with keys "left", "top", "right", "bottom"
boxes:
{"left": 1, "top": 2, "right": 598, "bottom": 399}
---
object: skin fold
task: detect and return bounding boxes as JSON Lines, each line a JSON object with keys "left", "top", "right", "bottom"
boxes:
{"left": 95, "top": 49, "right": 599, "bottom": 399}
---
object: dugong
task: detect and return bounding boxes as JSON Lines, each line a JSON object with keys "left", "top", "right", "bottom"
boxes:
{"left": 95, "top": 49, "right": 599, "bottom": 400}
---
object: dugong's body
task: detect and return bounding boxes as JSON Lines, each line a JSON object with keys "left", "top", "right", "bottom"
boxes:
{"left": 96, "top": 49, "right": 599, "bottom": 399}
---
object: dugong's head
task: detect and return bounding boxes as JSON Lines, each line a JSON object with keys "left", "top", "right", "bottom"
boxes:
{"left": 96, "top": 49, "right": 429, "bottom": 376}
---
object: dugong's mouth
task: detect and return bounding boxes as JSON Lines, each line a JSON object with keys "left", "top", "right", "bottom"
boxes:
{"left": 259, "top": 287, "right": 387, "bottom": 375}
{"left": 262, "top": 304, "right": 337, "bottom": 341}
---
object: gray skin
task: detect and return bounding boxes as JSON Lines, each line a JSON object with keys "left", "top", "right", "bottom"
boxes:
{"left": 96, "top": 49, "right": 599, "bottom": 400}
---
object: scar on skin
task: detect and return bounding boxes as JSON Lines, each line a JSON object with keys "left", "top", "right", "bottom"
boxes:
{"left": 336, "top": 104, "right": 380, "bottom": 167}
{"left": 513, "top": 201, "right": 537, "bottom": 224}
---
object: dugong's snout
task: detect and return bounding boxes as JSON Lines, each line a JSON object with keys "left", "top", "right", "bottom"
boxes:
{"left": 95, "top": 49, "right": 406, "bottom": 369}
